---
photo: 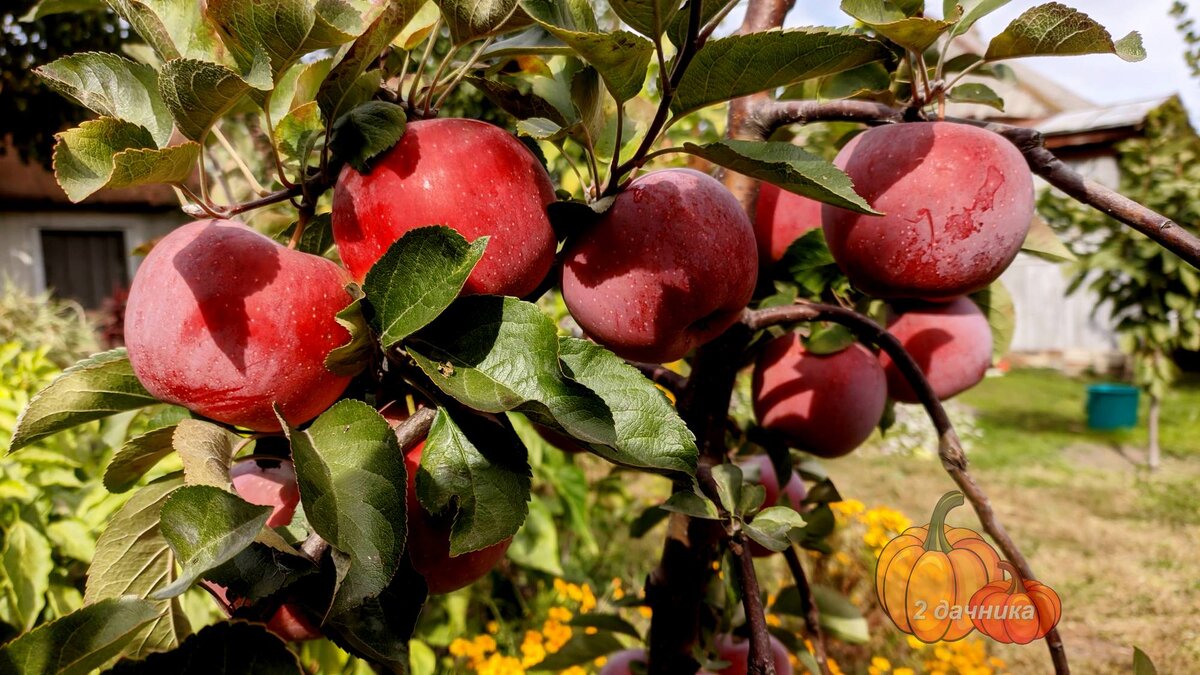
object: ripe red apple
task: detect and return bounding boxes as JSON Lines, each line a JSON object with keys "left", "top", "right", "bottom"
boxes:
{"left": 754, "top": 183, "right": 823, "bottom": 264}
{"left": 562, "top": 168, "right": 758, "bottom": 363}
{"left": 879, "top": 296, "right": 993, "bottom": 403}
{"left": 331, "top": 117, "right": 557, "bottom": 296}
{"left": 715, "top": 633, "right": 793, "bottom": 675}
{"left": 125, "top": 219, "right": 352, "bottom": 431}
{"left": 405, "top": 441, "right": 511, "bottom": 594}
{"left": 204, "top": 457, "right": 320, "bottom": 641}
{"left": 752, "top": 334, "right": 887, "bottom": 458}
{"left": 822, "top": 122, "right": 1033, "bottom": 301}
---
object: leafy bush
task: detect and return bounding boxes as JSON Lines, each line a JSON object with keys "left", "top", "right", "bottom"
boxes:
{"left": 0, "top": 281, "right": 96, "bottom": 368}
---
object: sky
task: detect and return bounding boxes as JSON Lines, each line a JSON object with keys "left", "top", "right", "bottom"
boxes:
{"left": 723, "top": 0, "right": 1200, "bottom": 122}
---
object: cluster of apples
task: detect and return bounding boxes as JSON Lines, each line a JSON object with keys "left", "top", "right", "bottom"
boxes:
{"left": 751, "top": 122, "right": 1031, "bottom": 458}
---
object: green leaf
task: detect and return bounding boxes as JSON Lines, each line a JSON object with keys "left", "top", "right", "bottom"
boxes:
{"left": 568, "top": 613, "right": 642, "bottom": 640}
{"left": 660, "top": 490, "right": 721, "bottom": 520}
{"left": 1022, "top": 213, "right": 1076, "bottom": 262}
{"left": 317, "top": 0, "right": 424, "bottom": 121}
{"left": 672, "top": 28, "right": 890, "bottom": 116}
{"left": 326, "top": 294, "right": 375, "bottom": 377}
{"left": 200, "top": 542, "right": 315, "bottom": 604}
{"left": 507, "top": 494, "right": 563, "bottom": 575}
{"left": 805, "top": 324, "right": 856, "bottom": 355}
{"left": 363, "top": 226, "right": 488, "bottom": 348}
{"left": 773, "top": 584, "right": 869, "bottom": 643}
{"left": 532, "top": 632, "right": 625, "bottom": 671}
{"left": 106, "top": 621, "right": 303, "bottom": 674}
{"left": 205, "top": 0, "right": 353, "bottom": 81}
{"left": 279, "top": 212, "right": 338, "bottom": 258}
{"left": 1133, "top": 647, "right": 1159, "bottom": 675}
{"left": 516, "top": 117, "right": 566, "bottom": 140}
{"left": 840, "top": 0, "right": 957, "bottom": 52}
{"left": 104, "top": 425, "right": 177, "bottom": 493}
{"left": 408, "top": 296, "right": 617, "bottom": 446}
{"left": 323, "top": 567, "right": 428, "bottom": 671}
{"left": 21, "top": 0, "right": 106, "bottom": 21}
{"left": 158, "top": 58, "right": 270, "bottom": 141}
{"left": 275, "top": 101, "right": 324, "bottom": 170}
{"left": 0, "top": 520, "right": 53, "bottom": 632}
{"left": 0, "top": 597, "right": 159, "bottom": 675}
{"left": 10, "top": 348, "right": 156, "bottom": 453}
{"left": 682, "top": 140, "right": 878, "bottom": 214}
{"left": 738, "top": 483, "right": 767, "bottom": 517}
{"left": 710, "top": 463, "right": 742, "bottom": 515}
{"left": 984, "top": 3, "right": 1146, "bottom": 62}
{"left": 35, "top": 52, "right": 173, "bottom": 147}
{"left": 969, "top": 282, "right": 1015, "bottom": 361}
{"left": 666, "top": 0, "right": 724, "bottom": 48}
{"left": 466, "top": 76, "right": 570, "bottom": 125}
{"left": 419, "top": 408, "right": 531, "bottom": 555}
{"left": 330, "top": 101, "right": 408, "bottom": 173}
{"left": 557, "top": 338, "right": 697, "bottom": 474}
{"left": 105, "top": 0, "right": 224, "bottom": 62}
{"left": 948, "top": 82, "right": 1004, "bottom": 111}
{"left": 85, "top": 477, "right": 191, "bottom": 657}
{"left": 153, "top": 485, "right": 272, "bottom": 599}
{"left": 435, "top": 0, "right": 521, "bottom": 43}
{"left": 532, "top": 25, "right": 653, "bottom": 102}
{"left": 609, "top": 0, "right": 678, "bottom": 37}
{"left": 743, "top": 505, "right": 806, "bottom": 552}
{"left": 52, "top": 118, "right": 199, "bottom": 203}
{"left": 282, "top": 399, "right": 407, "bottom": 616}
{"left": 173, "top": 419, "right": 239, "bottom": 490}
{"left": 947, "top": 0, "right": 1013, "bottom": 37}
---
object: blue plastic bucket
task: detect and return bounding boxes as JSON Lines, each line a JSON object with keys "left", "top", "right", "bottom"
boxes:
{"left": 1086, "top": 384, "right": 1140, "bottom": 430}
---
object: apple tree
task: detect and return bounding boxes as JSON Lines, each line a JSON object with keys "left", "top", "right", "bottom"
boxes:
{"left": 0, "top": 1, "right": 1185, "bottom": 674}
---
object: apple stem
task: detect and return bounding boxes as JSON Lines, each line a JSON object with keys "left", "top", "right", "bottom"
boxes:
{"left": 288, "top": 204, "right": 313, "bottom": 250}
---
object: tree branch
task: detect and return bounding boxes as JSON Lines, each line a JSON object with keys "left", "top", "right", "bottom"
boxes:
{"left": 743, "top": 301, "right": 1070, "bottom": 674}
{"left": 783, "top": 546, "right": 830, "bottom": 675}
{"left": 394, "top": 406, "right": 437, "bottom": 453}
{"left": 630, "top": 362, "right": 688, "bottom": 393}
{"left": 732, "top": 535, "right": 776, "bottom": 675}
{"left": 750, "top": 97, "right": 1200, "bottom": 272}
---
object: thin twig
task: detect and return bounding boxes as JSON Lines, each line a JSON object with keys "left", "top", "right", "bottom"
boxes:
{"left": 629, "top": 362, "right": 688, "bottom": 393}
{"left": 394, "top": 406, "right": 437, "bottom": 453}
{"left": 433, "top": 37, "right": 495, "bottom": 111}
{"left": 742, "top": 301, "right": 1071, "bottom": 674}
{"left": 783, "top": 546, "right": 831, "bottom": 675}
{"left": 732, "top": 535, "right": 776, "bottom": 675}
{"left": 213, "top": 125, "right": 270, "bottom": 196}
{"left": 408, "top": 18, "right": 442, "bottom": 112}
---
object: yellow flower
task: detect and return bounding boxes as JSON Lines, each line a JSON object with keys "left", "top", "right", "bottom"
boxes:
{"left": 827, "top": 656, "right": 844, "bottom": 675}
{"left": 548, "top": 606, "right": 573, "bottom": 623}
{"left": 870, "top": 656, "right": 892, "bottom": 671}
{"left": 541, "top": 619, "right": 573, "bottom": 653}
{"left": 520, "top": 631, "right": 546, "bottom": 667}
{"left": 594, "top": 656, "right": 608, "bottom": 667}
{"left": 486, "top": 620, "right": 499, "bottom": 634}
{"left": 765, "top": 614, "right": 782, "bottom": 627}
{"left": 906, "top": 635, "right": 926, "bottom": 650}
{"left": 580, "top": 584, "right": 597, "bottom": 613}
{"left": 561, "top": 668, "right": 587, "bottom": 675}
{"left": 613, "top": 587, "right": 626, "bottom": 600}
{"left": 637, "top": 606, "right": 653, "bottom": 619}
{"left": 585, "top": 626, "right": 599, "bottom": 635}
{"left": 475, "top": 654, "right": 525, "bottom": 675}
{"left": 830, "top": 499, "right": 865, "bottom": 518}
{"left": 894, "top": 668, "right": 915, "bottom": 675}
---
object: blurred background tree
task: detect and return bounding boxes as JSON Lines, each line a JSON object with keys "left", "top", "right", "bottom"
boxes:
{"left": 1040, "top": 98, "right": 1200, "bottom": 470}
{"left": 0, "top": 1, "right": 129, "bottom": 167}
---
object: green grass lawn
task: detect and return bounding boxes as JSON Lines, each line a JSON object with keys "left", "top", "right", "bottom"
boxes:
{"left": 823, "top": 368, "right": 1200, "bottom": 674}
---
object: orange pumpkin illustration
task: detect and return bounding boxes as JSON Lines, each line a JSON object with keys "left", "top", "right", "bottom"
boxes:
{"left": 875, "top": 490, "right": 1002, "bottom": 642}
{"left": 969, "top": 561, "right": 1062, "bottom": 644}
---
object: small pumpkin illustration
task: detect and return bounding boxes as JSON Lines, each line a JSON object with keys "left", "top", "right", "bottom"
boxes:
{"left": 969, "top": 561, "right": 1062, "bottom": 644}
{"left": 875, "top": 490, "right": 1002, "bottom": 642}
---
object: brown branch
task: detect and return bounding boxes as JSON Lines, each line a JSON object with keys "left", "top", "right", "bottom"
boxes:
{"left": 750, "top": 97, "right": 1200, "bottom": 272}
{"left": 743, "top": 301, "right": 1070, "bottom": 674}
{"left": 394, "top": 406, "right": 437, "bottom": 452}
{"left": 732, "top": 535, "right": 776, "bottom": 675}
{"left": 783, "top": 546, "right": 831, "bottom": 675}
{"left": 630, "top": 362, "right": 688, "bottom": 393}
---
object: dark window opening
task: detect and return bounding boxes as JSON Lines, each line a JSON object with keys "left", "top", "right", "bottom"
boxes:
{"left": 40, "top": 229, "right": 128, "bottom": 310}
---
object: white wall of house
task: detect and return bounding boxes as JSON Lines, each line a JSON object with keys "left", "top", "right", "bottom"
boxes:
{"left": 0, "top": 210, "right": 182, "bottom": 297}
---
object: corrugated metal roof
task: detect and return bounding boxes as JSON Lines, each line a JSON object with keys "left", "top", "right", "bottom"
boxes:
{"left": 1033, "top": 98, "right": 1171, "bottom": 136}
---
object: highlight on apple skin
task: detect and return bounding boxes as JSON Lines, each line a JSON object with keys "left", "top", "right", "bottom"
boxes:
{"left": 332, "top": 117, "right": 557, "bottom": 297}
{"left": 879, "top": 296, "right": 994, "bottom": 403}
{"left": 754, "top": 182, "right": 824, "bottom": 265}
{"left": 124, "top": 219, "right": 353, "bottom": 432}
{"left": 562, "top": 168, "right": 759, "bottom": 363}
{"left": 822, "top": 122, "right": 1034, "bottom": 301}
{"left": 752, "top": 333, "right": 888, "bottom": 458}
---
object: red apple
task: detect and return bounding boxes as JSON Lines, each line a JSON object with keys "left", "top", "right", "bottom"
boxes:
{"left": 822, "top": 122, "right": 1033, "bottom": 301}
{"left": 405, "top": 441, "right": 511, "bottom": 594}
{"left": 752, "top": 334, "right": 887, "bottom": 458}
{"left": 879, "top": 296, "right": 992, "bottom": 403}
{"left": 754, "top": 183, "right": 823, "bottom": 264}
{"left": 715, "top": 633, "right": 793, "bottom": 675}
{"left": 598, "top": 649, "right": 718, "bottom": 675}
{"left": 231, "top": 457, "right": 300, "bottom": 527}
{"left": 331, "top": 117, "right": 557, "bottom": 296}
{"left": 125, "top": 219, "right": 352, "bottom": 431}
{"left": 204, "top": 457, "right": 320, "bottom": 641}
{"left": 562, "top": 168, "right": 758, "bottom": 363}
